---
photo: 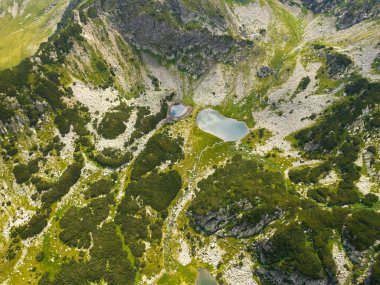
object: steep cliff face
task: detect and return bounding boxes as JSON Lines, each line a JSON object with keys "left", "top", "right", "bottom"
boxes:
{"left": 96, "top": 0, "right": 250, "bottom": 76}
{"left": 285, "top": 0, "right": 380, "bottom": 29}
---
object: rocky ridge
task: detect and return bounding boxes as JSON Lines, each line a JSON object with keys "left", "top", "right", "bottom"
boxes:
{"left": 96, "top": 0, "right": 251, "bottom": 76}
{"left": 283, "top": 0, "right": 380, "bottom": 29}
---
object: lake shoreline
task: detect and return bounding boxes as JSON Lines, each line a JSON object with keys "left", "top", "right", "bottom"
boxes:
{"left": 196, "top": 268, "right": 219, "bottom": 285}
{"left": 196, "top": 108, "right": 249, "bottom": 142}
{"left": 167, "top": 104, "right": 193, "bottom": 122}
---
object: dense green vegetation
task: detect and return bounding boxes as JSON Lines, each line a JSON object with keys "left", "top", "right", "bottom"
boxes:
{"left": 326, "top": 51, "right": 353, "bottom": 78}
{"left": 0, "top": 94, "right": 15, "bottom": 121}
{"left": 131, "top": 131, "right": 184, "bottom": 179}
{"left": 35, "top": 79, "right": 64, "bottom": 110}
{"left": 0, "top": 59, "right": 46, "bottom": 125}
{"left": 288, "top": 161, "right": 331, "bottom": 184}
{"left": 343, "top": 210, "right": 380, "bottom": 251}
{"left": 361, "top": 193, "right": 379, "bottom": 207}
{"left": 296, "top": 76, "right": 311, "bottom": 92}
{"left": 345, "top": 78, "right": 369, "bottom": 96}
{"left": 54, "top": 106, "right": 90, "bottom": 136}
{"left": 84, "top": 178, "right": 114, "bottom": 199}
{"left": 87, "top": 6, "right": 98, "bottom": 18}
{"left": 370, "top": 255, "right": 380, "bottom": 285}
{"left": 190, "top": 155, "right": 379, "bottom": 280}
{"left": 261, "top": 223, "right": 324, "bottom": 278}
{"left": 12, "top": 211, "right": 49, "bottom": 240}
{"left": 190, "top": 155, "right": 291, "bottom": 218}
{"left": 307, "top": 187, "right": 331, "bottom": 204}
{"left": 32, "top": 178, "right": 56, "bottom": 193}
{"left": 130, "top": 93, "right": 173, "bottom": 142}
{"left": 41, "top": 161, "right": 83, "bottom": 205}
{"left": 114, "top": 190, "right": 165, "bottom": 270}
{"left": 91, "top": 148, "right": 132, "bottom": 168}
{"left": 59, "top": 197, "right": 111, "bottom": 248}
{"left": 12, "top": 158, "right": 41, "bottom": 184}
{"left": 40, "top": 223, "right": 135, "bottom": 285}
{"left": 295, "top": 80, "right": 379, "bottom": 155}
{"left": 128, "top": 170, "right": 182, "bottom": 212}
{"left": 97, "top": 105, "right": 133, "bottom": 139}
{"left": 116, "top": 212, "right": 148, "bottom": 241}
{"left": 35, "top": 251, "right": 45, "bottom": 263}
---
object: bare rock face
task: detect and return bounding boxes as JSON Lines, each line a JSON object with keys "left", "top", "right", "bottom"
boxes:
{"left": 326, "top": 52, "right": 353, "bottom": 78}
{"left": 189, "top": 200, "right": 283, "bottom": 238}
{"left": 255, "top": 268, "right": 329, "bottom": 285}
{"left": 257, "top": 66, "right": 275, "bottom": 78}
{"left": 96, "top": 0, "right": 250, "bottom": 76}
{"left": 282, "top": 0, "right": 380, "bottom": 29}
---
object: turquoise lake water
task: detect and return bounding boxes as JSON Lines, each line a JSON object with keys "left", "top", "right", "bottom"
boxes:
{"left": 169, "top": 104, "right": 188, "bottom": 118}
{"left": 196, "top": 109, "right": 249, "bottom": 141}
{"left": 195, "top": 269, "right": 218, "bottom": 285}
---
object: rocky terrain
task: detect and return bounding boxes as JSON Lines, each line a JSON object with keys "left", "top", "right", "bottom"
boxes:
{"left": 96, "top": 0, "right": 250, "bottom": 76}
{"left": 0, "top": 0, "right": 379, "bottom": 285}
{"left": 283, "top": 0, "right": 380, "bottom": 29}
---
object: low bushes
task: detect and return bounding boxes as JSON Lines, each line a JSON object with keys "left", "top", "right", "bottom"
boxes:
{"left": 41, "top": 162, "right": 83, "bottom": 205}
{"left": 0, "top": 95, "right": 15, "bottom": 122}
{"left": 308, "top": 187, "right": 331, "bottom": 204}
{"left": 131, "top": 131, "right": 184, "bottom": 179}
{"left": 35, "top": 79, "right": 63, "bottom": 110}
{"left": 326, "top": 52, "right": 353, "bottom": 77}
{"left": 127, "top": 170, "right": 182, "bottom": 212}
{"left": 85, "top": 178, "right": 114, "bottom": 199}
{"left": 345, "top": 78, "right": 369, "bottom": 96}
{"left": 288, "top": 162, "right": 331, "bottom": 185}
{"left": 41, "top": 223, "right": 135, "bottom": 285}
{"left": 190, "top": 155, "right": 289, "bottom": 217}
{"left": 54, "top": 107, "right": 90, "bottom": 136}
{"left": 296, "top": 76, "right": 311, "bottom": 92}
{"left": 13, "top": 211, "right": 48, "bottom": 239}
{"left": 361, "top": 193, "right": 379, "bottom": 207}
{"left": 262, "top": 223, "right": 324, "bottom": 279}
{"left": 92, "top": 148, "right": 132, "bottom": 168}
{"left": 97, "top": 110, "right": 131, "bottom": 139}
{"left": 115, "top": 214, "right": 148, "bottom": 241}
{"left": 13, "top": 159, "right": 41, "bottom": 184}
{"left": 31, "top": 177, "right": 56, "bottom": 192}
{"left": 370, "top": 256, "right": 380, "bottom": 285}
{"left": 343, "top": 209, "right": 380, "bottom": 251}
{"left": 59, "top": 197, "right": 111, "bottom": 248}
{"left": 295, "top": 82, "right": 379, "bottom": 156}
{"left": 131, "top": 93, "right": 173, "bottom": 141}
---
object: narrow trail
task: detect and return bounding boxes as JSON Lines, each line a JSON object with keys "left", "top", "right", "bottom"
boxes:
{"left": 162, "top": 141, "right": 224, "bottom": 269}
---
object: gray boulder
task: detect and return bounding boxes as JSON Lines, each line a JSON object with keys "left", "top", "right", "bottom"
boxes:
{"left": 257, "top": 66, "right": 275, "bottom": 78}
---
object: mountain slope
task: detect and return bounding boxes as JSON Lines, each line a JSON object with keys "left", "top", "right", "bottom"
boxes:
{"left": 0, "top": 0, "right": 71, "bottom": 70}
{"left": 0, "top": 0, "right": 379, "bottom": 284}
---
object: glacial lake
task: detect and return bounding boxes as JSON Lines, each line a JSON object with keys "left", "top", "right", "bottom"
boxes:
{"left": 196, "top": 269, "right": 218, "bottom": 285}
{"left": 196, "top": 109, "right": 249, "bottom": 141}
{"left": 169, "top": 104, "right": 188, "bottom": 118}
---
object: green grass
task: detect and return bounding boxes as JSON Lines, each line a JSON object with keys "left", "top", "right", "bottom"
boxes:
{"left": 371, "top": 55, "right": 380, "bottom": 75}
{"left": 157, "top": 264, "right": 198, "bottom": 285}
{"left": 0, "top": 0, "right": 70, "bottom": 70}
